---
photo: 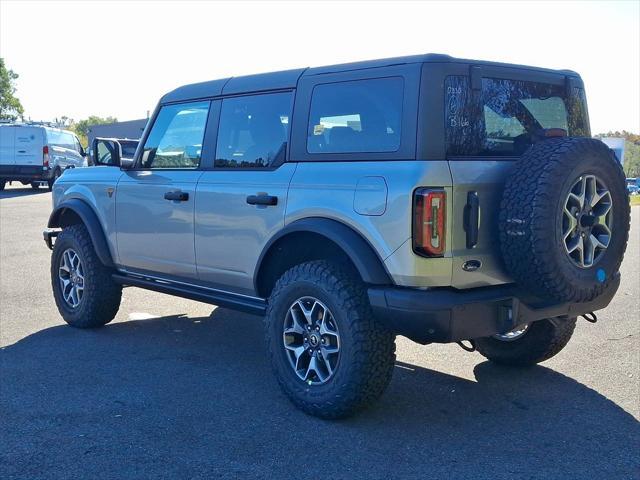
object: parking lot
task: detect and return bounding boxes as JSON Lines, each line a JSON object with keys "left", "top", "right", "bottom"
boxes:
{"left": 1, "top": 184, "right": 638, "bottom": 479}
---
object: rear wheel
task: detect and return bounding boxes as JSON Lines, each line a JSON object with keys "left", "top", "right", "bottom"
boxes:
{"left": 264, "top": 261, "right": 396, "bottom": 419}
{"left": 475, "top": 317, "right": 577, "bottom": 366}
{"left": 51, "top": 224, "right": 122, "bottom": 328}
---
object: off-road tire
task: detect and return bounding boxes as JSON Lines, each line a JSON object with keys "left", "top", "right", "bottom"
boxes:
{"left": 51, "top": 224, "right": 122, "bottom": 328}
{"left": 475, "top": 317, "right": 577, "bottom": 366}
{"left": 264, "top": 261, "right": 396, "bottom": 419}
{"left": 500, "top": 137, "right": 630, "bottom": 303}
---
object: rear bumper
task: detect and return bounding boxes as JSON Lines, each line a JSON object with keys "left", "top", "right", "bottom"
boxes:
{"left": 0, "top": 165, "right": 50, "bottom": 181}
{"left": 368, "top": 274, "right": 620, "bottom": 344}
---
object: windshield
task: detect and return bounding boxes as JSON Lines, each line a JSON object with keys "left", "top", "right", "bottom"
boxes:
{"left": 445, "top": 76, "right": 590, "bottom": 157}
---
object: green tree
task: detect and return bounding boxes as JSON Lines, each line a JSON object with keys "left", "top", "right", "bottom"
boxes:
{"left": 0, "top": 58, "right": 24, "bottom": 121}
{"left": 71, "top": 115, "right": 117, "bottom": 146}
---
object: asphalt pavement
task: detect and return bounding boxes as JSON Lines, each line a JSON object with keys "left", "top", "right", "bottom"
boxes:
{"left": 1, "top": 184, "right": 638, "bottom": 479}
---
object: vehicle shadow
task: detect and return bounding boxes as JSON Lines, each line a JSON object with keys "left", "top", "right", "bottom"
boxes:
{"left": 0, "top": 185, "right": 49, "bottom": 198}
{"left": 1, "top": 308, "right": 638, "bottom": 479}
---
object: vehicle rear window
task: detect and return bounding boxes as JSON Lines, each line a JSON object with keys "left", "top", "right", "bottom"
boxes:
{"left": 445, "top": 76, "right": 590, "bottom": 157}
{"left": 307, "top": 77, "right": 403, "bottom": 154}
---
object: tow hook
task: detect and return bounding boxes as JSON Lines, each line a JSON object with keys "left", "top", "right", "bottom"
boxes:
{"left": 457, "top": 340, "right": 476, "bottom": 352}
{"left": 581, "top": 312, "right": 598, "bottom": 324}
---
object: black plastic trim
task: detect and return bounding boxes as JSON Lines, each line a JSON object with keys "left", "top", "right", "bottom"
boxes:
{"left": 112, "top": 273, "right": 266, "bottom": 315}
{"left": 463, "top": 191, "right": 479, "bottom": 249}
{"left": 369, "top": 274, "right": 620, "bottom": 344}
{"left": 254, "top": 217, "right": 392, "bottom": 291}
{"left": 47, "top": 199, "right": 115, "bottom": 267}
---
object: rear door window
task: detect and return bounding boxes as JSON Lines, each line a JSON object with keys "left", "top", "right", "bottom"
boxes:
{"left": 215, "top": 92, "right": 292, "bottom": 169}
{"left": 445, "top": 76, "right": 589, "bottom": 157}
{"left": 307, "top": 77, "right": 403, "bottom": 154}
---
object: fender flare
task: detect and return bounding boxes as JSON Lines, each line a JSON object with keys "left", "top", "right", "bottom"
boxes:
{"left": 254, "top": 218, "right": 392, "bottom": 291}
{"left": 47, "top": 199, "right": 115, "bottom": 268}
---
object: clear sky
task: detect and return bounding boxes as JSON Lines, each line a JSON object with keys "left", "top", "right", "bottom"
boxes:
{"left": 1, "top": 0, "right": 638, "bottom": 134}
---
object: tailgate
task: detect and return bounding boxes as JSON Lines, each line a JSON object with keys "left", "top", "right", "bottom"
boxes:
{"left": 448, "top": 160, "right": 513, "bottom": 288}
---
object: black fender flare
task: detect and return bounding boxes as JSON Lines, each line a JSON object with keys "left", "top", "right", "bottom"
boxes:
{"left": 254, "top": 217, "right": 392, "bottom": 290}
{"left": 47, "top": 199, "right": 115, "bottom": 268}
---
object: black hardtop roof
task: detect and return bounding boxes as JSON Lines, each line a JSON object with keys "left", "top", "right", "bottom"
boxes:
{"left": 161, "top": 53, "right": 580, "bottom": 103}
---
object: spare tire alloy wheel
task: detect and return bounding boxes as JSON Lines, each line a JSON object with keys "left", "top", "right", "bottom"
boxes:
{"left": 58, "top": 248, "right": 85, "bottom": 308}
{"left": 283, "top": 297, "right": 340, "bottom": 385}
{"left": 563, "top": 174, "right": 612, "bottom": 268}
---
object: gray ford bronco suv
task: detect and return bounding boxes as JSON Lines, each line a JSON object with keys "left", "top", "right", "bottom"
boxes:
{"left": 44, "top": 54, "right": 630, "bottom": 418}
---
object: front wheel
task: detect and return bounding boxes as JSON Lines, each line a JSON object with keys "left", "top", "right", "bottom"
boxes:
{"left": 51, "top": 224, "right": 122, "bottom": 328}
{"left": 264, "top": 261, "right": 396, "bottom": 419}
{"left": 474, "top": 317, "right": 577, "bottom": 366}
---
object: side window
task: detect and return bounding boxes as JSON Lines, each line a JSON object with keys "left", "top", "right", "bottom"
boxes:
{"left": 215, "top": 92, "right": 292, "bottom": 169}
{"left": 307, "top": 77, "right": 404, "bottom": 154}
{"left": 49, "top": 131, "right": 75, "bottom": 150}
{"left": 141, "top": 101, "right": 210, "bottom": 169}
{"left": 47, "top": 130, "right": 63, "bottom": 148}
{"left": 63, "top": 133, "right": 76, "bottom": 150}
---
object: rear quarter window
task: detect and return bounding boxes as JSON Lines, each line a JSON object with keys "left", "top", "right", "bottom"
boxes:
{"left": 307, "top": 77, "right": 404, "bottom": 154}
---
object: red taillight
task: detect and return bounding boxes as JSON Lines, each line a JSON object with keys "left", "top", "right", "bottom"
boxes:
{"left": 43, "top": 145, "right": 49, "bottom": 167}
{"left": 413, "top": 188, "right": 446, "bottom": 257}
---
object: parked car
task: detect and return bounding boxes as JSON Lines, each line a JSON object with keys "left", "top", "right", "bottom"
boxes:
{"left": 87, "top": 137, "right": 139, "bottom": 166}
{"left": 0, "top": 123, "right": 85, "bottom": 191}
{"left": 626, "top": 178, "right": 639, "bottom": 195}
{"left": 43, "top": 54, "right": 630, "bottom": 418}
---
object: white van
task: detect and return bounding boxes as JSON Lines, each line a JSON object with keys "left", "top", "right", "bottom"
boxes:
{"left": 0, "top": 123, "right": 86, "bottom": 191}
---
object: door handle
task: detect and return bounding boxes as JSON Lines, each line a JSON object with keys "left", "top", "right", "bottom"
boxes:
{"left": 463, "top": 191, "right": 479, "bottom": 249}
{"left": 246, "top": 194, "right": 278, "bottom": 206}
{"left": 164, "top": 190, "right": 189, "bottom": 202}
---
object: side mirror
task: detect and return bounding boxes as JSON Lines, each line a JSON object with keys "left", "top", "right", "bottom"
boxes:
{"left": 120, "top": 158, "right": 134, "bottom": 169}
{"left": 78, "top": 145, "right": 86, "bottom": 157}
{"left": 92, "top": 138, "right": 122, "bottom": 167}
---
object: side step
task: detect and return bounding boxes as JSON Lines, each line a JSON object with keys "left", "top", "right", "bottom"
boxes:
{"left": 112, "top": 274, "right": 267, "bottom": 316}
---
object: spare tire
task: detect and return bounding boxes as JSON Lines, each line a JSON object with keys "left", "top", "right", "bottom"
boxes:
{"left": 499, "top": 137, "right": 630, "bottom": 303}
